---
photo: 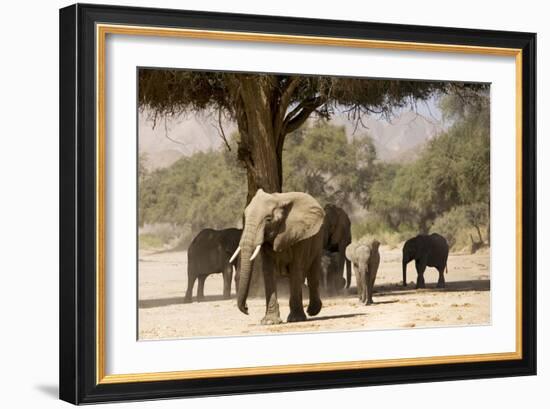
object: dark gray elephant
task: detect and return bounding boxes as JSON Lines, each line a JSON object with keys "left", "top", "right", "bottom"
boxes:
{"left": 345, "top": 240, "right": 380, "bottom": 305}
{"left": 232, "top": 189, "right": 325, "bottom": 324}
{"left": 402, "top": 233, "right": 449, "bottom": 288}
{"left": 184, "top": 228, "right": 242, "bottom": 303}
{"left": 322, "top": 204, "right": 352, "bottom": 292}
{"left": 320, "top": 250, "right": 346, "bottom": 294}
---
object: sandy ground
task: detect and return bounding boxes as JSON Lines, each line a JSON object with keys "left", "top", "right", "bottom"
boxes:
{"left": 138, "top": 247, "right": 490, "bottom": 340}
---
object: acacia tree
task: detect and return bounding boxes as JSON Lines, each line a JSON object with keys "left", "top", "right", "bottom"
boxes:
{"left": 139, "top": 70, "right": 480, "bottom": 203}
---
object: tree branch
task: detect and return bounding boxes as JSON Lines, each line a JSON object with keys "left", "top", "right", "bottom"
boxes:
{"left": 273, "top": 76, "right": 301, "bottom": 136}
{"left": 214, "top": 108, "right": 232, "bottom": 151}
{"left": 283, "top": 96, "right": 325, "bottom": 134}
{"left": 285, "top": 106, "right": 317, "bottom": 134}
{"left": 284, "top": 97, "right": 314, "bottom": 125}
{"left": 162, "top": 116, "right": 190, "bottom": 153}
{"left": 274, "top": 96, "right": 326, "bottom": 156}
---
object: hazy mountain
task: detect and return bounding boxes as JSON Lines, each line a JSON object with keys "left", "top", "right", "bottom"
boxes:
{"left": 139, "top": 109, "right": 444, "bottom": 170}
{"left": 138, "top": 111, "right": 237, "bottom": 171}
{"left": 332, "top": 110, "right": 444, "bottom": 162}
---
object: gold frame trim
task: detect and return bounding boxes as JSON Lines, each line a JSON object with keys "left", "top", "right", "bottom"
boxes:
{"left": 95, "top": 23, "right": 523, "bottom": 385}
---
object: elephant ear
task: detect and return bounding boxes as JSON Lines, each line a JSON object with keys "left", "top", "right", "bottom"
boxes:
{"left": 362, "top": 245, "right": 372, "bottom": 259}
{"left": 273, "top": 192, "right": 325, "bottom": 252}
{"left": 222, "top": 230, "right": 242, "bottom": 255}
{"left": 345, "top": 243, "right": 355, "bottom": 261}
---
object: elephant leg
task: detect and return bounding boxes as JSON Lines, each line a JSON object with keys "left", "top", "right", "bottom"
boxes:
{"left": 306, "top": 256, "right": 322, "bottom": 317}
{"left": 437, "top": 267, "right": 446, "bottom": 288}
{"left": 184, "top": 273, "right": 196, "bottom": 303}
{"left": 287, "top": 267, "right": 307, "bottom": 323}
{"left": 415, "top": 259, "right": 427, "bottom": 288}
{"left": 345, "top": 258, "right": 352, "bottom": 289}
{"left": 360, "top": 270, "right": 368, "bottom": 303}
{"left": 354, "top": 267, "right": 362, "bottom": 301}
{"left": 335, "top": 252, "right": 346, "bottom": 292}
{"left": 326, "top": 272, "right": 334, "bottom": 297}
{"left": 197, "top": 275, "right": 206, "bottom": 301}
{"left": 335, "top": 276, "right": 346, "bottom": 291}
{"left": 365, "top": 271, "right": 375, "bottom": 305}
{"left": 322, "top": 267, "right": 328, "bottom": 293}
{"left": 222, "top": 264, "right": 232, "bottom": 299}
{"left": 261, "top": 253, "right": 282, "bottom": 325}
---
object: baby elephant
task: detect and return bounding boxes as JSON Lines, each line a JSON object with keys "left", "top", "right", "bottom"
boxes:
{"left": 345, "top": 240, "right": 381, "bottom": 305}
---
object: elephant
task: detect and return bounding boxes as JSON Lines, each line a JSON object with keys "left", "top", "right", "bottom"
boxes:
{"left": 402, "top": 233, "right": 449, "bottom": 289}
{"left": 231, "top": 189, "right": 325, "bottom": 324}
{"left": 322, "top": 204, "right": 352, "bottom": 292}
{"left": 320, "top": 250, "right": 346, "bottom": 294}
{"left": 345, "top": 240, "right": 380, "bottom": 305}
{"left": 184, "top": 227, "right": 242, "bottom": 303}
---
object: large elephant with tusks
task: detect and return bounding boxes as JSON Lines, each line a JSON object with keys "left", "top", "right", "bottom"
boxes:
{"left": 230, "top": 189, "right": 325, "bottom": 324}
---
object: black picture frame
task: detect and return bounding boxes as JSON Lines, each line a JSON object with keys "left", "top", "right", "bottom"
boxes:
{"left": 59, "top": 3, "right": 536, "bottom": 404}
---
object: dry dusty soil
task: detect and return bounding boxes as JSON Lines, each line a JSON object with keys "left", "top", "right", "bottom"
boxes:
{"left": 138, "top": 246, "right": 490, "bottom": 340}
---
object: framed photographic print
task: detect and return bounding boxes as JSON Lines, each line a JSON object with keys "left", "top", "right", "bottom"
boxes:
{"left": 59, "top": 3, "right": 536, "bottom": 404}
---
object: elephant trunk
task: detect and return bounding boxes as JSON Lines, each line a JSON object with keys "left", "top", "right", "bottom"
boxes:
{"left": 236, "top": 220, "right": 261, "bottom": 315}
{"left": 402, "top": 258, "right": 408, "bottom": 287}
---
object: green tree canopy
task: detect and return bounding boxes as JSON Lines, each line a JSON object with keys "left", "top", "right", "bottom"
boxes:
{"left": 282, "top": 122, "right": 377, "bottom": 210}
{"left": 368, "top": 91, "right": 490, "bottom": 234}
{"left": 139, "top": 145, "right": 246, "bottom": 232}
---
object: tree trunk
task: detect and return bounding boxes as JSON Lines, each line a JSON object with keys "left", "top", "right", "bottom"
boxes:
{"left": 233, "top": 77, "right": 285, "bottom": 295}
{"left": 230, "top": 76, "right": 321, "bottom": 295}
{"left": 235, "top": 77, "right": 283, "bottom": 204}
{"left": 475, "top": 224, "right": 484, "bottom": 243}
{"left": 240, "top": 124, "right": 282, "bottom": 203}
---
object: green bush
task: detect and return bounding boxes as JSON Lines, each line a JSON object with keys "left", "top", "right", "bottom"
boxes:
{"left": 353, "top": 214, "right": 416, "bottom": 249}
{"left": 139, "top": 233, "right": 164, "bottom": 250}
{"left": 138, "top": 223, "right": 194, "bottom": 251}
{"left": 351, "top": 214, "right": 386, "bottom": 240}
{"left": 430, "top": 203, "right": 489, "bottom": 252}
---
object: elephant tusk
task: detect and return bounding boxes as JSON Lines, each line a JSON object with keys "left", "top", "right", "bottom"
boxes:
{"left": 229, "top": 247, "right": 240, "bottom": 263}
{"left": 250, "top": 244, "right": 262, "bottom": 261}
